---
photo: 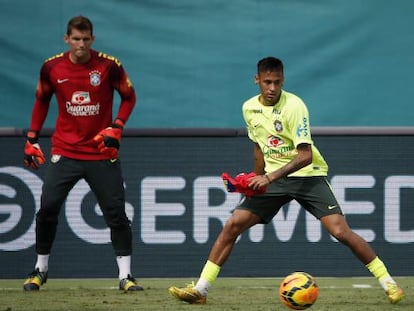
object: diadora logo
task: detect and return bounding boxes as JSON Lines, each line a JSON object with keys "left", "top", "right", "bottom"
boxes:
{"left": 267, "top": 135, "right": 284, "bottom": 147}
{"left": 71, "top": 91, "right": 91, "bottom": 105}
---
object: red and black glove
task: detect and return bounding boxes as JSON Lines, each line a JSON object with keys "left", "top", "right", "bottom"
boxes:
{"left": 93, "top": 119, "right": 124, "bottom": 158}
{"left": 24, "top": 130, "right": 46, "bottom": 170}
{"left": 221, "top": 172, "right": 267, "bottom": 197}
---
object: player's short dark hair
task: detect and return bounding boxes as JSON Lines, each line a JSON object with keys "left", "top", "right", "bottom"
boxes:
{"left": 66, "top": 16, "right": 93, "bottom": 36}
{"left": 257, "top": 57, "right": 284, "bottom": 74}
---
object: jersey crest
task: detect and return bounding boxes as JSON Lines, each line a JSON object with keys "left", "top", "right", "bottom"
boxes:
{"left": 274, "top": 120, "right": 283, "bottom": 132}
{"left": 89, "top": 70, "right": 101, "bottom": 86}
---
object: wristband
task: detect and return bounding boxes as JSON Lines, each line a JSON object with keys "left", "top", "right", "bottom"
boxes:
{"left": 27, "top": 130, "right": 39, "bottom": 144}
{"left": 265, "top": 174, "right": 272, "bottom": 183}
{"left": 112, "top": 118, "right": 125, "bottom": 129}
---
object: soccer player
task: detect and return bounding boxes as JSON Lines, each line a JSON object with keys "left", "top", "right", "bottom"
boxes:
{"left": 169, "top": 57, "right": 405, "bottom": 304}
{"left": 23, "top": 15, "right": 143, "bottom": 292}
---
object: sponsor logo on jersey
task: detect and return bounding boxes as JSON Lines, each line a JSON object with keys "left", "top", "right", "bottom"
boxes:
{"left": 296, "top": 117, "right": 309, "bottom": 137}
{"left": 66, "top": 91, "right": 100, "bottom": 116}
{"left": 89, "top": 70, "right": 101, "bottom": 86}
{"left": 71, "top": 91, "right": 91, "bottom": 105}
{"left": 267, "top": 135, "right": 284, "bottom": 148}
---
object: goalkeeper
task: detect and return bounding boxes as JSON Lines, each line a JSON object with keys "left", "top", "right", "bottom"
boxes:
{"left": 23, "top": 16, "right": 143, "bottom": 292}
{"left": 169, "top": 57, "right": 404, "bottom": 304}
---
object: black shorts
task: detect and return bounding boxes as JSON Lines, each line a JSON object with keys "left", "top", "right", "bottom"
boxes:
{"left": 236, "top": 176, "right": 343, "bottom": 224}
{"left": 41, "top": 155, "right": 126, "bottom": 214}
{"left": 37, "top": 155, "right": 131, "bottom": 255}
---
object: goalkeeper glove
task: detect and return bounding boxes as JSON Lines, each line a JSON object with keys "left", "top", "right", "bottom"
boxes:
{"left": 24, "top": 130, "right": 46, "bottom": 170}
{"left": 221, "top": 172, "right": 267, "bottom": 196}
{"left": 93, "top": 119, "right": 124, "bottom": 158}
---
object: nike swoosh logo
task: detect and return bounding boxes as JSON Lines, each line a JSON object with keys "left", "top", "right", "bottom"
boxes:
{"left": 328, "top": 205, "right": 337, "bottom": 210}
{"left": 110, "top": 158, "right": 118, "bottom": 163}
{"left": 57, "top": 78, "right": 69, "bottom": 84}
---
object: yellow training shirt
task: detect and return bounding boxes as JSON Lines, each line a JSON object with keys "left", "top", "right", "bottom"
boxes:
{"left": 242, "top": 90, "right": 328, "bottom": 177}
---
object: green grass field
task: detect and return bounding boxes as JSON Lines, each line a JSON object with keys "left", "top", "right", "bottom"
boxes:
{"left": 0, "top": 277, "right": 411, "bottom": 311}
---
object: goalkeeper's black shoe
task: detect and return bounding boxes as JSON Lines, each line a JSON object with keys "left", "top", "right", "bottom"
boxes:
{"left": 23, "top": 268, "right": 48, "bottom": 291}
{"left": 119, "top": 274, "right": 144, "bottom": 291}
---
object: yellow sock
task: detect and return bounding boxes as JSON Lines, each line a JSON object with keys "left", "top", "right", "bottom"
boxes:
{"left": 195, "top": 260, "right": 221, "bottom": 296}
{"left": 200, "top": 260, "right": 221, "bottom": 283}
{"left": 366, "top": 256, "right": 394, "bottom": 290}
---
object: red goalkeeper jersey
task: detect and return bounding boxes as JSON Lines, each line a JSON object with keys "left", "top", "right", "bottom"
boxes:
{"left": 30, "top": 49, "right": 136, "bottom": 160}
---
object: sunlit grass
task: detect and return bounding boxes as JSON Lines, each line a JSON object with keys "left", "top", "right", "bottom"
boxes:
{"left": 0, "top": 277, "right": 411, "bottom": 310}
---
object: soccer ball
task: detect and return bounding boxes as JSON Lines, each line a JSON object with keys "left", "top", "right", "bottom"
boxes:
{"left": 279, "top": 272, "right": 319, "bottom": 310}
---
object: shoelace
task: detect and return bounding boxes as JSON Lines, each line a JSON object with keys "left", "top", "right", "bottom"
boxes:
{"left": 386, "top": 282, "right": 398, "bottom": 292}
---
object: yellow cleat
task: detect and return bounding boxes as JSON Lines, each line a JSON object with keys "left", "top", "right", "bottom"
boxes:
{"left": 169, "top": 283, "right": 207, "bottom": 304}
{"left": 119, "top": 274, "right": 144, "bottom": 291}
{"left": 385, "top": 282, "right": 405, "bottom": 304}
{"left": 23, "top": 269, "right": 48, "bottom": 291}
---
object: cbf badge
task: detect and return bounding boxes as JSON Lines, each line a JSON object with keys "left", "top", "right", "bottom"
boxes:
{"left": 274, "top": 120, "right": 283, "bottom": 132}
{"left": 89, "top": 70, "right": 101, "bottom": 86}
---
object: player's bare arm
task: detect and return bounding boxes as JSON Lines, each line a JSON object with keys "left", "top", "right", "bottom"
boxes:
{"left": 253, "top": 143, "right": 265, "bottom": 175}
{"left": 249, "top": 143, "right": 312, "bottom": 189}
